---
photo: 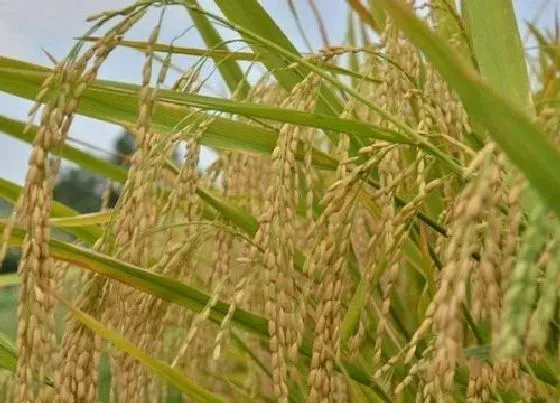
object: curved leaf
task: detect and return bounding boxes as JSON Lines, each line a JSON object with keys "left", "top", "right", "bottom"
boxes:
{"left": 0, "top": 57, "right": 338, "bottom": 170}
{"left": 376, "top": 0, "right": 560, "bottom": 217}
{"left": 0, "top": 331, "right": 53, "bottom": 387}
{"left": 183, "top": 0, "right": 250, "bottom": 98}
{"left": 1, "top": 222, "right": 388, "bottom": 399}
{"left": 58, "top": 296, "right": 227, "bottom": 403}
{"left": 463, "top": 0, "right": 532, "bottom": 112}
{"left": 0, "top": 58, "right": 404, "bottom": 149}
{"left": 0, "top": 177, "right": 102, "bottom": 244}
{"left": 2, "top": 223, "right": 269, "bottom": 336}
{"left": 0, "top": 115, "right": 127, "bottom": 182}
{"left": 0, "top": 274, "right": 19, "bottom": 288}
{"left": 0, "top": 331, "right": 16, "bottom": 373}
{"left": 212, "top": 0, "right": 340, "bottom": 115}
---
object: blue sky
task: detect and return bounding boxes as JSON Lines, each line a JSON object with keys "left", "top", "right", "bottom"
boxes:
{"left": 0, "top": 0, "right": 556, "bottom": 185}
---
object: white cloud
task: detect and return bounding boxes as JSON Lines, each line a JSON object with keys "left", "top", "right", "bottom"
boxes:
{"left": 0, "top": 0, "right": 129, "bottom": 63}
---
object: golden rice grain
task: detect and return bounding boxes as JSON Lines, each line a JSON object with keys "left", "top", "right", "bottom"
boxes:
{"left": 5, "top": 3, "right": 559, "bottom": 402}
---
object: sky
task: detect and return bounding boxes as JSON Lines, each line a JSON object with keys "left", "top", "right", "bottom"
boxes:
{"left": 0, "top": 0, "right": 557, "bottom": 185}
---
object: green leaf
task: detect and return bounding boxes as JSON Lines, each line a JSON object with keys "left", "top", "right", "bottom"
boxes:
{"left": 79, "top": 36, "right": 256, "bottom": 60}
{"left": 0, "top": 274, "right": 20, "bottom": 288}
{"left": 196, "top": 187, "right": 259, "bottom": 236}
{"left": 0, "top": 115, "right": 127, "bottom": 182}
{"left": 376, "top": 0, "right": 560, "bottom": 217}
{"left": 0, "top": 59, "right": 278, "bottom": 160}
{"left": 58, "top": 296, "right": 228, "bottom": 403}
{"left": 527, "top": 23, "right": 560, "bottom": 72}
{"left": 50, "top": 211, "right": 112, "bottom": 227}
{"left": 0, "top": 177, "right": 102, "bottom": 244}
{"left": 463, "top": 0, "right": 532, "bottom": 112}
{"left": 2, "top": 223, "right": 269, "bottom": 336}
{"left": 0, "top": 331, "right": 53, "bottom": 387}
{"left": 208, "top": 0, "right": 369, "bottom": 153}
{"left": 0, "top": 222, "right": 388, "bottom": 399}
{"left": 211, "top": 0, "right": 320, "bottom": 94}
{"left": 0, "top": 57, "right": 346, "bottom": 170}
{"left": 0, "top": 331, "right": 16, "bottom": 373}
{"left": 1, "top": 55, "right": 463, "bottom": 175}
{"left": 340, "top": 276, "right": 369, "bottom": 348}
{"left": 182, "top": 0, "right": 250, "bottom": 98}
{"left": 84, "top": 80, "right": 401, "bottom": 146}
{"left": 463, "top": 0, "right": 541, "bottom": 235}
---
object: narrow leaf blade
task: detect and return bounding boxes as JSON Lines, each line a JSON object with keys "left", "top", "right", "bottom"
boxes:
{"left": 58, "top": 296, "right": 227, "bottom": 403}
{"left": 376, "top": 0, "right": 560, "bottom": 217}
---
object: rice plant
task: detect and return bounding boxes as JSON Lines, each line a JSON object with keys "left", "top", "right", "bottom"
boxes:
{"left": 1, "top": 0, "right": 560, "bottom": 401}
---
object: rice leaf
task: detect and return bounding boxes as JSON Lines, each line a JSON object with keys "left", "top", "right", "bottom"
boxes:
{"left": 0, "top": 223, "right": 389, "bottom": 398}
{"left": 463, "top": 0, "right": 532, "bottom": 112}
{"left": 50, "top": 211, "right": 113, "bottom": 227}
{"left": 463, "top": 0, "right": 545, "bottom": 251}
{"left": 527, "top": 23, "right": 560, "bottom": 72}
{"left": 376, "top": 0, "right": 560, "bottom": 217}
{"left": 0, "top": 274, "right": 19, "bottom": 288}
{"left": 340, "top": 277, "right": 369, "bottom": 347}
{"left": 78, "top": 36, "right": 257, "bottom": 60}
{"left": 0, "top": 58, "right": 348, "bottom": 169}
{"left": 0, "top": 331, "right": 53, "bottom": 387}
{"left": 196, "top": 187, "right": 259, "bottom": 235}
{"left": 183, "top": 0, "right": 250, "bottom": 98}
{"left": 0, "top": 331, "right": 16, "bottom": 373}
{"left": 1, "top": 57, "right": 465, "bottom": 173}
{"left": 0, "top": 115, "right": 127, "bottom": 182}
{"left": 0, "top": 58, "right": 326, "bottom": 166}
{"left": 57, "top": 296, "right": 228, "bottom": 403}
{"left": 210, "top": 0, "right": 340, "bottom": 115}
{"left": 3, "top": 223, "right": 269, "bottom": 335}
{"left": 0, "top": 177, "right": 102, "bottom": 244}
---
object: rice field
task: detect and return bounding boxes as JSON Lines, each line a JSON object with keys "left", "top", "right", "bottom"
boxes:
{"left": 1, "top": 0, "right": 560, "bottom": 402}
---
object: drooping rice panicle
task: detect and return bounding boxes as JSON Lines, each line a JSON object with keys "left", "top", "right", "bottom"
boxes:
{"left": 2, "top": 2, "right": 560, "bottom": 402}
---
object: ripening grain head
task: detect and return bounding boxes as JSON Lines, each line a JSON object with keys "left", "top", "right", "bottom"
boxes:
{"left": 0, "top": 1, "right": 559, "bottom": 402}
